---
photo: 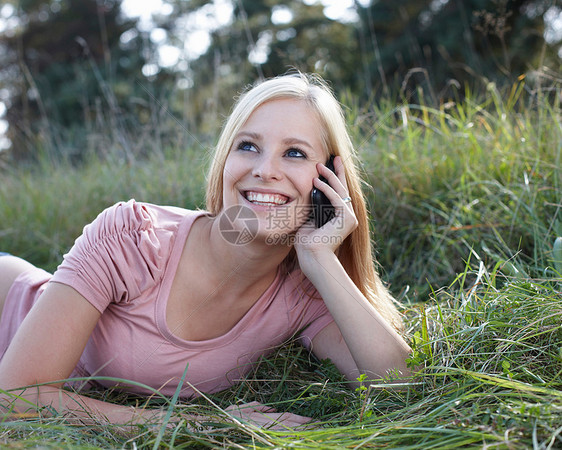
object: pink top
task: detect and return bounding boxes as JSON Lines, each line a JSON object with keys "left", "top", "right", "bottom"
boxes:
{"left": 0, "top": 200, "right": 333, "bottom": 398}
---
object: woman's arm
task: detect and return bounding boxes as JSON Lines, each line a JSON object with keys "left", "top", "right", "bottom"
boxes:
{"left": 295, "top": 157, "right": 412, "bottom": 385}
{"left": 304, "top": 252, "right": 412, "bottom": 385}
{"left": 0, "top": 282, "right": 312, "bottom": 429}
{"left": 0, "top": 282, "right": 163, "bottom": 426}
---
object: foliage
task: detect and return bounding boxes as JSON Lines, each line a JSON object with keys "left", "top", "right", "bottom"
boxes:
{"left": 186, "top": 0, "right": 361, "bottom": 128}
{"left": 0, "top": 143, "right": 208, "bottom": 271}
{"left": 354, "top": 77, "right": 562, "bottom": 298}
{"left": 181, "top": 0, "right": 562, "bottom": 123}
{"left": 0, "top": 0, "right": 169, "bottom": 160}
{"left": 354, "top": 0, "right": 560, "bottom": 98}
{"left": 1, "top": 0, "right": 561, "bottom": 161}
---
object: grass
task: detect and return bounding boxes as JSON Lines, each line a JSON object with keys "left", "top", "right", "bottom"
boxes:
{"left": 0, "top": 77, "right": 561, "bottom": 448}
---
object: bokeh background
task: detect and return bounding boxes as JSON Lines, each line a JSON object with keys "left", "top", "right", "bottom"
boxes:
{"left": 0, "top": 0, "right": 560, "bottom": 158}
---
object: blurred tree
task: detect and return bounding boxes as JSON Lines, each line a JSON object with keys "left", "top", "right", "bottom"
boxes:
{"left": 354, "top": 0, "right": 560, "bottom": 100}
{"left": 175, "top": 0, "right": 560, "bottom": 126}
{"left": 177, "top": 0, "right": 361, "bottom": 133}
{"left": 1, "top": 0, "right": 559, "bottom": 161}
{"left": 0, "top": 0, "right": 159, "bottom": 160}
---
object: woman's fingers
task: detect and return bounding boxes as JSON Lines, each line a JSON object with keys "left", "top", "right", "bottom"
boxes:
{"left": 313, "top": 176, "right": 349, "bottom": 208}
{"left": 224, "top": 402, "right": 314, "bottom": 430}
{"left": 247, "top": 411, "right": 314, "bottom": 430}
{"left": 317, "top": 156, "right": 349, "bottom": 195}
{"left": 225, "top": 401, "right": 275, "bottom": 415}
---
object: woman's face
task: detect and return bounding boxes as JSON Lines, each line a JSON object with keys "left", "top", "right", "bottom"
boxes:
{"left": 222, "top": 98, "right": 327, "bottom": 241}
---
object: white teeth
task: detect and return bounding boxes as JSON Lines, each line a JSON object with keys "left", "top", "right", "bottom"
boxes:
{"left": 245, "top": 191, "right": 288, "bottom": 205}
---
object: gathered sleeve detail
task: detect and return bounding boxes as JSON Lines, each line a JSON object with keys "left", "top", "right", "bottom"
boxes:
{"left": 51, "top": 200, "right": 169, "bottom": 313}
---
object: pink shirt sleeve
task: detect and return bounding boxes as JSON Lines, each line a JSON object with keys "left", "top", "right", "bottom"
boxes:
{"left": 51, "top": 200, "right": 168, "bottom": 313}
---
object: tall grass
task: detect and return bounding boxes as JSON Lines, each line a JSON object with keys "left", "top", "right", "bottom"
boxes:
{"left": 0, "top": 79, "right": 561, "bottom": 448}
{"left": 352, "top": 81, "right": 561, "bottom": 298}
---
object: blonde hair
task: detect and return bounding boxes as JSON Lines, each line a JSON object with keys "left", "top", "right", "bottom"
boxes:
{"left": 206, "top": 72, "right": 403, "bottom": 331}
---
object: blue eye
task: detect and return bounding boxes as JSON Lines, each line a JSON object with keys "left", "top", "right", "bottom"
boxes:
{"left": 286, "top": 148, "right": 306, "bottom": 158}
{"left": 238, "top": 141, "right": 257, "bottom": 152}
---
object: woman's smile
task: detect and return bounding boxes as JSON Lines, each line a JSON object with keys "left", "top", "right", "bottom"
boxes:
{"left": 243, "top": 190, "right": 291, "bottom": 206}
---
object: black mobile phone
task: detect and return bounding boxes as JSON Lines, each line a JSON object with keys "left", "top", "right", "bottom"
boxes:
{"left": 311, "top": 155, "right": 336, "bottom": 228}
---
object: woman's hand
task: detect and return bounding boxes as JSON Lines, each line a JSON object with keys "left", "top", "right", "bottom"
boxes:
{"left": 294, "top": 156, "right": 358, "bottom": 274}
{"left": 224, "top": 401, "right": 314, "bottom": 430}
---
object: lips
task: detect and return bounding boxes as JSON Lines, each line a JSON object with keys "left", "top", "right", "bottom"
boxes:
{"left": 244, "top": 190, "right": 290, "bottom": 206}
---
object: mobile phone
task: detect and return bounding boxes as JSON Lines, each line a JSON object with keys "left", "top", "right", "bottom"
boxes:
{"left": 311, "top": 155, "right": 336, "bottom": 228}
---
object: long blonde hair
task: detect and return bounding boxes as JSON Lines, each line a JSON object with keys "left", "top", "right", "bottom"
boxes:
{"left": 205, "top": 72, "right": 403, "bottom": 331}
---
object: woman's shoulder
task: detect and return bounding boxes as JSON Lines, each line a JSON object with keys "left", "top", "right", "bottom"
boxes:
{"left": 91, "top": 199, "right": 203, "bottom": 232}
{"left": 51, "top": 200, "right": 206, "bottom": 309}
{"left": 75, "top": 199, "right": 206, "bottom": 268}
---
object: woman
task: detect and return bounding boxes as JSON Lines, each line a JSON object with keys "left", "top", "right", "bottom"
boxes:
{"left": 0, "top": 72, "right": 412, "bottom": 428}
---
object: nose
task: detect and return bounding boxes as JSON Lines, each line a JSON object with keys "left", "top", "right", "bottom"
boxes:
{"left": 252, "top": 152, "right": 282, "bottom": 181}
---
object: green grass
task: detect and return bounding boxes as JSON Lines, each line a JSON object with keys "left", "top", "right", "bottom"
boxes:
{"left": 0, "top": 79, "right": 561, "bottom": 448}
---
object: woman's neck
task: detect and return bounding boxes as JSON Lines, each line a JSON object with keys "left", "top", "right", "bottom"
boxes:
{"left": 189, "top": 215, "right": 292, "bottom": 298}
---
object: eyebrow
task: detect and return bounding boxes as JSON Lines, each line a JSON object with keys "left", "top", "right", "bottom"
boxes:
{"left": 235, "top": 131, "right": 315, "bottom": 149}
